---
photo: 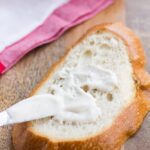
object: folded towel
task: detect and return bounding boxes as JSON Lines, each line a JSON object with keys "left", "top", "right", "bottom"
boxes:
{"left": 0, "top": 0, "right": 113, "bottom": 74}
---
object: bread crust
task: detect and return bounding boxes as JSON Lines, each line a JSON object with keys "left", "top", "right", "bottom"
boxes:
{"left": 12, "top": 23, "right": 150, "bottom": 150}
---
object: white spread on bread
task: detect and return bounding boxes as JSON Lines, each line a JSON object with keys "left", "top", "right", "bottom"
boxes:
{"left": 0, "top": 65, "right": 118, "bottom": 125}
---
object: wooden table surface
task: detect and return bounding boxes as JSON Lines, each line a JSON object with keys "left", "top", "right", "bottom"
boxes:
{"left": 0, "top": 0, "right": 150, "bottom": 149}
{"left": 125, "top": 0, "right": 150, "bottom": 150}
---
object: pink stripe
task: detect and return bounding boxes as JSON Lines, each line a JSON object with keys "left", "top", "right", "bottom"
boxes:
{"left": 0, "top": 63, "right": 5, "bottom": 74}
{"left": 0, "top": 0, "right": 113, "bottom": 74}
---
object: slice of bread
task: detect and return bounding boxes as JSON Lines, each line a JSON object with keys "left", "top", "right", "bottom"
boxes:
{"left": 13, "top": 23, "right": 150, "bottom": 150}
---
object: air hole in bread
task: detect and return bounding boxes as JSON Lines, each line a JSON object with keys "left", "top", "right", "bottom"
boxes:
{"left": 81, "top": 85, "right": 89, "bottom": 92}
{"left": 59, "top": 77, "right": 64, "bottom": 81}
{"left": 62, "top": 121, "right": 66, "bottom": 124}
{"left": 50, "top": 89, "right": 55, "bottom": 95}
{"left": 50, "top": 116, "right": 54, "bottom": 119}
{"left": 100, "top": 43, "right": 111, "bottom": 48}
{"left": 84, "top": 50, "right": 92, "bottom": 57}
{"left": 93, "top": 89, "right": 98, "bottom": 93}
{"left": 96, "top": 30, "right": 101, "bottom": 34}
{"left": 107, "top": 93, "right": 113, "bottom": 101}
{"left": 90, "top": 89, "right": 99, "bottom": 98}
{"left": 90, "top": 41, "right": 94, "bottom": 45}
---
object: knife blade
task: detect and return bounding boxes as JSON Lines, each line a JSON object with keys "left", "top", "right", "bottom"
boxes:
{"left": 0, "top": 94, "right": 61, "bottom": 126}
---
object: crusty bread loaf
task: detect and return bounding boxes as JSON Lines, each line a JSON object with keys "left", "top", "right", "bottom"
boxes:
{"left": 13, "top": 23, "right": 150, "bottom": 150}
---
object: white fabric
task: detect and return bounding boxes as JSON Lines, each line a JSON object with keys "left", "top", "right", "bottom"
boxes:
{"left": 0, "top": 0, "right": 68, "bottom": 52}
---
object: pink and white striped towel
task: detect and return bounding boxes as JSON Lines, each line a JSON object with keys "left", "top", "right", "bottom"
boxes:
{"left": 0, "top": 0, "right": 113, "bottom": 74}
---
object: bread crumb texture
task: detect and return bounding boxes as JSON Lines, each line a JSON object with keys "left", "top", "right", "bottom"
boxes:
{"left": 32, "top": 31, "right": 135, "bottom": 141}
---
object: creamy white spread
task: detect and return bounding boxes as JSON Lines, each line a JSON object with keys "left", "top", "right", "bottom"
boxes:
{"left": 0, "top": 65, "right": 118, "bottom": 125}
